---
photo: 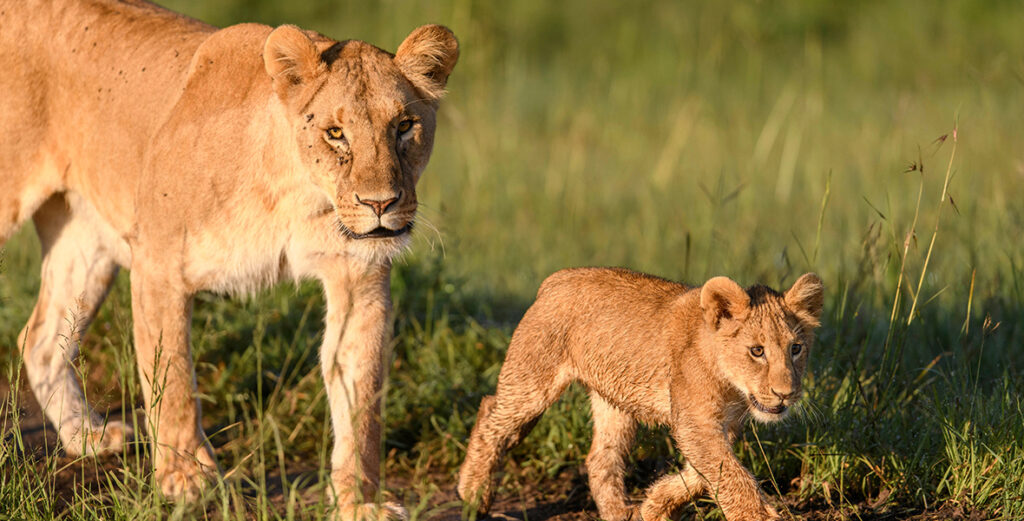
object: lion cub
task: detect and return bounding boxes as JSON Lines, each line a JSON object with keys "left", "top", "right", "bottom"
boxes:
{"left": 458, "top": 268, "right": 823, "bottom": 521}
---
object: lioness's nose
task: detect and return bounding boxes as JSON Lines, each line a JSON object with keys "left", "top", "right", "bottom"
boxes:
{"left": 355, "top": 192, "right": 401, "bottom": 217}
{"left": 771, "top": 387, "right": 795, "bottom": 401}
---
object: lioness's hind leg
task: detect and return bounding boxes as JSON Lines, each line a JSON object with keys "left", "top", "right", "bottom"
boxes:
{"left": 17, "top": 196, "right": 131, "bottom": 456}
{"left": 457, "top": 342, "right": 570, "bottom": 515}
{"left": 0, "top": 198, "right": 15, "bottom": 245}
{"left": 587, "top": 393, "right": 637, "bottom": 521}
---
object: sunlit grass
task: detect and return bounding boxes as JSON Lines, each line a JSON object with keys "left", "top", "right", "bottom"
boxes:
{"left": 1, "top": 0, "right": 1023, "bottom": 519}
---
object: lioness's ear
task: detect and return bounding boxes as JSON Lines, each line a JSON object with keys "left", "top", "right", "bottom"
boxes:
{"left": 785, "top": 273, "right": 824, "bottom": 327}
{"left": 264, "top": 25, "right": 325, "bottom": 101}
{"left": 700, "top": 277, "right": 750, "bottom": 330}
{"left": 394, "top": 24, "right": 459, "bottom": 100}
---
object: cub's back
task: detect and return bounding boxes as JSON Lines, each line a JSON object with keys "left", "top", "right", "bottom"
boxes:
{"left": 524, "top": 268, "right": 691, "bottom": 423}
{"left": 535, "top": 267, "right": 688, "bottom": 317}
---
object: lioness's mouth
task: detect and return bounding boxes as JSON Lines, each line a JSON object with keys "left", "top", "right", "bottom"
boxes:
{"left": 340, "top": 222, "right": 413, "bottom": 240}
{"left": 749, "top": 394, "right": 787, "bottom": 415}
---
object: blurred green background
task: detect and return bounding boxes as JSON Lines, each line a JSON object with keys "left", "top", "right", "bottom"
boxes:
{"left": 2, "top": 0, "right": 1023, "bottom": 519}
{"left": 163, "top": 0, "right": 1024, "bottom": 301}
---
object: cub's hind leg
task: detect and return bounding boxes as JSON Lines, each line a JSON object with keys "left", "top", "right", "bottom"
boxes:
{"left": 17, "top": 195, "right": 131, "bottom": 456}
{"left": 639, "top": 463, "right": 708, "bottom": 521}
{"left": 457, "top": 327, "right": 571, "bottom": 515}
{"left": 587, "top": 393, "right": 637, "bottom": 521}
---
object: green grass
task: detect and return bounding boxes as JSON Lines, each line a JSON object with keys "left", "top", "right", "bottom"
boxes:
{"left": 2, "top": 0, "right": 1024, "bottom": 519}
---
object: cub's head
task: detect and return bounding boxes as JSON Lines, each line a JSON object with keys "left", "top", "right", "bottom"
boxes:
{"left": 263, "top": 24, "right": 458, "bottom": 258}
{"left": 699, "top": 273, "right": 824, "bottom": 423}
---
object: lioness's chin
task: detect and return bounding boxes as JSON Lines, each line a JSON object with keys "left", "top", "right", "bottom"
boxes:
{"left": 345, "top": 230, "right": 413, "bottom": 263}
{"left": 340, "top": 222, "right": 414, "bottom": 240}
{"left": 748, "top": 394, "right": 791, "bottom": 423}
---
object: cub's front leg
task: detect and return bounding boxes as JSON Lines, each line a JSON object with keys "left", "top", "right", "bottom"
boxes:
{"left": 319, "top": 261, "right": 406, "bottom": 521}
{"left": 641, "top": 421, "right": 779, "bottom": 521}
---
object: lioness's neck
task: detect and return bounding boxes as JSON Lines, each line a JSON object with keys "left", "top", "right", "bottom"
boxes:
{"left": 258, "top": 96, "right": 335, "bottom": 213}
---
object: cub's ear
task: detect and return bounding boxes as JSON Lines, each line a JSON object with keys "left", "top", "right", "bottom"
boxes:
{"left": 394, "top": 24, "right": 459, "bottom": 101}
{"left": 785, "top": 273, "right": 824, "bottom": 327}
{"left": 264, "top": 25, "right": 326, "bottom": 102}
{"left": 700, "top": 276, "right": 750, "bottom": 330}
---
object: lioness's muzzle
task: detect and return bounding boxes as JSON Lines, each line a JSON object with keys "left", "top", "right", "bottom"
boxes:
{"left": 340, "top": 222, "right": 413, "bottom": 240}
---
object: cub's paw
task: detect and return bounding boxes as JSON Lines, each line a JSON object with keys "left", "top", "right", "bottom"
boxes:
{"left": 456, "top": 471, "right": 494, "bottom": 515}
{"left": 62, "top": 420, "right": 134, "bottom": 457}
{"left": 732, "top": 502, "right": 783, "bottom": 521}
{"left": 638, "top": 505, "right": 666, "bottom": 521}
{"left": 334, "top": 502, "right": 409, "bottom": 521}
{"left": 612, "top": 505, "right": 641, "bottom": 521}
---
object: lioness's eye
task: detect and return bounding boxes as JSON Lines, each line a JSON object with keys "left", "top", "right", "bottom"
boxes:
{"left": 397, "top": 119, "right": 414, "bottom": 135}
{"left": 791, "top": 343, "right": 803, "bottom": 356}
{"left": 326, "top": 127, "right": 345, "bottom": 140}
{"left": 749, "top": 346, "right": 764, "bottom": 358}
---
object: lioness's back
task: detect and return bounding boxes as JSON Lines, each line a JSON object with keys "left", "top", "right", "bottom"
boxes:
{"left": 0, "top": 0, "right": 214, "bottom": 237}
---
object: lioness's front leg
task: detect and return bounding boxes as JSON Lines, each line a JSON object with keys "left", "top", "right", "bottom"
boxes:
{"left": 130, "top": 268, "right": 217, "bottom": 500}
{"left": 320, "top": 261, "right": 405, "bottom": 521}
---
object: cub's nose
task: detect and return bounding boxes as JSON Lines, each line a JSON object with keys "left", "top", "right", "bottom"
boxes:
{"left": 771, "top": 387, "right": 795, "bottom": 402}
{"left": 355, "top": 192, "right": 401, "bottom": 217}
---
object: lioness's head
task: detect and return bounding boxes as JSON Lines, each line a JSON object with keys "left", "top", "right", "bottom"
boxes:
{"left": 263, "top": 24, "right": 458, "bottom": 257}
{"left": 699, "top": 273, "right": 824, "bottom": 423}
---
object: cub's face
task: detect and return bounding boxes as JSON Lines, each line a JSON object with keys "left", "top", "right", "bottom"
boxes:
{"left": 263, "top": 25, "right": 458, "bottom": 257}
{"left": 700, "top": 274, "right": 824, "bottom": 423}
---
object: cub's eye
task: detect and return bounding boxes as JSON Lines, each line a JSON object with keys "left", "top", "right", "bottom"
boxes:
{"left": 749, "top": 346, "right": 764, "bottom": 358}
{"left": 397, "top": 119, "right": 414, "bottom": 135}
{"left": 325, "top": 127, "right": 345, "bottom": 140}
{"left": 791, "top": 343, "right": 803, "bottom": 356}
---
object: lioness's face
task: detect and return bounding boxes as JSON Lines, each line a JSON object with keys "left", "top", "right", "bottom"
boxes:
{"left": 299, "top": 45, "right": 437, "bottom": 242}
{"left": 263, "top": 25, "right": 458, "bottom": 254}
{"left": 701, "top": 274, "right": 824, "bottom": 423}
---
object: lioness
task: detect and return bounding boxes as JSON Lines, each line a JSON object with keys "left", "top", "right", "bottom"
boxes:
{"left": 458, "top": 268, "right": 824, "bottom": 521}
{"left": 0, "top": 0, "right": 457, "bottom": 517}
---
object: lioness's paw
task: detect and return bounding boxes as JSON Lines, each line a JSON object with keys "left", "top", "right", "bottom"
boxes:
{"left": 380, "top": 502, "right": 409, "bottom": 521}
{"left": 89, "top": 420, "right": 133, "bottom": 454}
{"left": 155, "top": 458, "right": 217, "bottom": 501}
{"left": 157, "top": 467, "right": 209, "bottom": 501}
{"left": 62, "top": 420, "right": 133, "bottom": 457}
{"left": 334, "top": 502, "right": 409, "bottom": 521}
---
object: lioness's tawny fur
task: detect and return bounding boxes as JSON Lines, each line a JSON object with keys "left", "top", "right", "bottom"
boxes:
{"left": 458, "top": 268, "right": 823, "bottom": 521}
{"left": 0, "top": 1, "right": 457, "bottom": 518}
